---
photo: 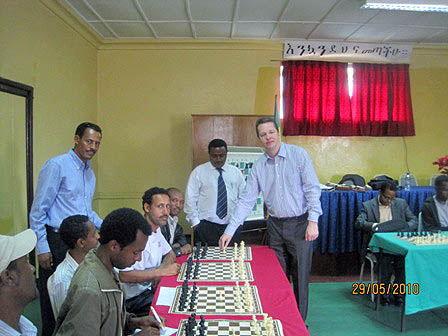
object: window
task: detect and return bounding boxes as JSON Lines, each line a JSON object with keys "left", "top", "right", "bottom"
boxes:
{"left": 281, "top": 61, "right": 415, "bottom": 137}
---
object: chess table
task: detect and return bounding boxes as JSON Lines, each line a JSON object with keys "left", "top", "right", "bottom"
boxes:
{"left": 169, "top": 285, "right": 263, "bottom": 315}
{"left": 369, "top": 232, "right": 448, "bottom": 331}
{"left": 177, "top": 318, "right": 284, "bottom": 336}
{"left": 178, "top": 261, "right": 254, "bottom": 282}
{"left": 153, "top": 246, "right": 309, "bottom": 336}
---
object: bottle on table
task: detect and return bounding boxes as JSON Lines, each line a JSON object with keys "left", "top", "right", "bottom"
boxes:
{"left": 404, "top": 172, "right": 411, "bottom": 191}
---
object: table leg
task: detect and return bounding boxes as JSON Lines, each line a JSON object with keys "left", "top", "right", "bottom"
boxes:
{"left": 400, "top": 295, "right": 406, "bottom": 332}
{"left": 375, "top": 248, "right": 383, "bottom": 311}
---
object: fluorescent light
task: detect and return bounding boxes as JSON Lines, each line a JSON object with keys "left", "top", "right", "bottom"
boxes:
{"left": 361, "top": 0, "right": 448, "bottom": 12}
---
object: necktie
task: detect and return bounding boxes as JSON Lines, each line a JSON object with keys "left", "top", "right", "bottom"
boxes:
{"left": 216, "top": 168, "right": 227, "bottom": 219}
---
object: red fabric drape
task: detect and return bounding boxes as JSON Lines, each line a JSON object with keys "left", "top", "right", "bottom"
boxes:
{"left": 282, "top": 61, "right": 352, "bottom": 136}
{"left": 351, "top": 63, "right": 415, "bottom": 136}
{"left": 282, "top": 61, "right": 415, "bottom": 136}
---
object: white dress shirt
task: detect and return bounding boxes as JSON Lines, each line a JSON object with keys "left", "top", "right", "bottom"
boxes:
{"left": 0, "top": 316, "right": 37, "bottom": 336}
{"left": 167, "top": 216, "right": 178, "bottom": 245}
{"left": 120, "top": 227, "right": 172, "bottom": 299}
{"left": 185, "top": 162, "right": 246, "bottom": 227}
{"left": 47, "top": 251, "right": 79, "bottom": 317}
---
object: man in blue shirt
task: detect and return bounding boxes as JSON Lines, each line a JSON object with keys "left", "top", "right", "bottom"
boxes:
{"left": 30, "top": 122, "right": 102, "bottom": 336}
{"left": 219, "top": 117, "right": 322, "bottom": 322}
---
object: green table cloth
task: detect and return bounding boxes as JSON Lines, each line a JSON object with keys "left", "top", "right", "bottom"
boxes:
{"left": 369, "top": 232, "right": 448, "bottom": 315}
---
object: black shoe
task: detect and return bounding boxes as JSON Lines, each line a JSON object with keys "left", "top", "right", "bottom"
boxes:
{"left": 380, "top": 296, "right": 390, "bottom": 306}
{"left": 394, "top": 296, "right": 404, "bottom": 307}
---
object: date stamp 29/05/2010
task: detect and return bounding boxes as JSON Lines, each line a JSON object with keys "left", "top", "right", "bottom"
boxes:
{"left": 352, "top": 282, "right": 420, "bottom": 296}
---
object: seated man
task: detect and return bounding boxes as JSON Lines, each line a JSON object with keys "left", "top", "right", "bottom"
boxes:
{"left": 0, "top": 229, "right": 38, "bottom": 336}
{"left": 47, "top": 215, "right": 99, "bottom": 317}
{"left": 422, "top": 174, "right": 448, "bottom": 231}
{"left": 53, "top": 208, "right": 161, "bottom": 336}
{"left": 356, "top": 181, "right": 417, "bottom": 306}
{"left": 161, "top": 187, "right": 192, "bottom": 256}
{"left": 120, "top": 187, "right": 181, "bottom": 316}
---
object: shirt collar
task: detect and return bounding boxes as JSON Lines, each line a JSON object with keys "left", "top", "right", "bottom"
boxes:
{"left": 434, "top": 195, "right": 448, "bottom": 206}
{"left": 68, "top": 149, "right": 91, "bottom": 170}
{"left": 263, "top": 142, "right": 286, "bottom": 161}
{"left": 66, "top": 251, "right": 80, "bottom": 269}
{"left": 168, "top": 215, "right": 178, "bottom": 227}
{"left": 208, "top": 161, "right": 227, "bottom": 172}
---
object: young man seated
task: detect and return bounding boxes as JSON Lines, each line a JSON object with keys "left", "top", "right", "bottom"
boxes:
{"left": 119, "top": 188, "right": 181, "bottom": 316}
{"left": 422, "top": 175, "right": 448, "bottom": 231}
{"left": 53, "top": 208, "right": 161, "bottom": 336}
{"left": 161, "top": 187, "right": 192, "bottom": 256}
{"left": 47, "top": 215, "right": 99, "bottom": 317}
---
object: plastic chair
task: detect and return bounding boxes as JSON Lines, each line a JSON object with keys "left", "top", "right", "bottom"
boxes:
{"left": 430, "top": 174, "right": 442, "bottom": 187}
{"left": 359, "top": 249, "right": 377, "bottom": 302}
{"left": 399, "top": 173, "right": 418, "bottom": 187}
{"left": 418, "top": 212, "right": 423, "bottom": 233}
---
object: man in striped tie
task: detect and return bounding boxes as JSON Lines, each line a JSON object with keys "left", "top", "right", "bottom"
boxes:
{"left": 185, "top": 139, "right": 246, "bottom": 246}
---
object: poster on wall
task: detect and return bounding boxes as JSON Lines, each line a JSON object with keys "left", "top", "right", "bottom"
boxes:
{"left": 284, "top": 41, "right": 412, "bottom": 63}
{"left": 227, "top": 146, "right": 265, "bottom": 221}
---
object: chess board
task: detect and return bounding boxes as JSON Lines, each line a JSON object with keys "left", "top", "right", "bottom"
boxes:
{"left": 177, "top": 319, "right": 284, "bottom": 336}
{"left": 169, "top": 285, "right": 263, "bottom": 315}
{"left": 397, "top": 233, "right": 448, "bottom": 245}
{"left": 178, "top": 262, "right": 254, "bottom": 282}
{"left": 191, "top": 247, "right": 252, "bottom": 261}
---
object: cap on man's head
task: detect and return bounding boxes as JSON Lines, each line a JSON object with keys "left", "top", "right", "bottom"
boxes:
{"left": 0, "top": 229, "right": 37, "bottom": 273}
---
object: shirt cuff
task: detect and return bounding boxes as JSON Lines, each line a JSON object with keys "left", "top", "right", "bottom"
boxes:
{"left": 224, "top": 222, "right": 239, "bottom": 237}
{"left": 308, "top": 213, "right": 320, "bottom": 223}
{"left": 37, "top": 241, "right": 50, "bottom": 255}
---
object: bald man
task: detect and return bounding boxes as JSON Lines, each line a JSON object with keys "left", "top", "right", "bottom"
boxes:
{"left": 161, "top": 188, "right": 192, "bottom": 256}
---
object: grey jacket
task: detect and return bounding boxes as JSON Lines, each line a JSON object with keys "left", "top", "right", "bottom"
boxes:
{"left": 53, "top": 249, "right": 134, "bottom": 336}
{"left": 355, "top": 197, "right": 417, "bottom": 259}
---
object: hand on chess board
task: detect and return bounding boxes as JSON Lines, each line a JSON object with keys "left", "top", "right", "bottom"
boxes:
{"left": 131, "top": 314, "right": 164, "bottom": 335}
{"left": 219, "top": 233, "right": 232, "bottom": 249}
{"left": 160, "top": 262, "right": 181, "bottom": 276}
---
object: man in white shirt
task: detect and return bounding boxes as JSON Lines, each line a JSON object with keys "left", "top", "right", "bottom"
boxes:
{"left": 161, "top": 188, "right": 192, "bottom": 256}
{"left": 119, "top": 187, "right": 181, "bottom": 316}
{"left": 0, "top": 229, "right": 38, "bottom": 336}
{"left": 185, "top": 139, "right": 246, "bottom": 246}
{"left": 47, "top": 215, "right": 99, "bottom": 317}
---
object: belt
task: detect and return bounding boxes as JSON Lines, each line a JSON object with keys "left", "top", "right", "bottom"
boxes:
{"left": 45, "top": 225, "right": 59, "bottom": 233}
{"left": 270, "top": 213, "right": 308, "bottom": 221}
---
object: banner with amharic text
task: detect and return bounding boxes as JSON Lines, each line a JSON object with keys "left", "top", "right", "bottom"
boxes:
{"left": 284, "top": 41, "right": 412, "bottom": 63}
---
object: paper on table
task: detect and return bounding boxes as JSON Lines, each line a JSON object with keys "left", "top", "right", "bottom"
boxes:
{"left": 156, "top": 286, "right": 177, "bottom": 306}
{"left": 133, "top": 327, "right": 177, "bottom": 336}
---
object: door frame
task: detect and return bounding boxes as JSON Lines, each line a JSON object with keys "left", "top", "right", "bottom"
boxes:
{"left": 0, "top": 76, "right": 34, "bottom": 227}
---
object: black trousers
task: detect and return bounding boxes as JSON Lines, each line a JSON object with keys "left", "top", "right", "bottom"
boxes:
{"left": 37, "top": 227, "right": 68, "bottom": 336}
{"left": 267, "top": 214, "right": 312, "bottom": 321}
{"left": 379, "top": 253, "right": 405, "bottom": 297}
{"left": 125, "top": 288, "right": 155, "bottom": 317}
{"left": 194, "top": 220, "right": 242, "bottom": 246}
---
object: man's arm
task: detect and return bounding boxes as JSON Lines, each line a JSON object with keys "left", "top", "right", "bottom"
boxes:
{"left": 54, "top": 287, "right": 102, "bottom": 336}
{"left": 220, "top": 168, "right": 260, "bottom": 249}
{"left": 299, "top": 150, "right": 322, "bottom": 225}
{"left": 422, "top": 201, "right": 439, "bottom": 231}
{"left": 172, "top": 224, "right": 192, "bottom": 255}
{"left": 356, "top": 204, "right": 376, "bottom": 232}
{"left": 184, "top": 168, "right": 201, "bottom": 227}
{"left": 29, "top": 161, "right": 62, "bottom": 268}
{"left": 403, "top": 202, "right": 417, "bottom": 231}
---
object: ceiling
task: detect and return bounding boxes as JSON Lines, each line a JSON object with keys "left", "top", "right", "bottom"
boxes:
{"left": 62, "top": 0, "right": 448, "bottom": 45}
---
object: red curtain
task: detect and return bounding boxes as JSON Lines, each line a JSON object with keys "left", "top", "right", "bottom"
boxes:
{"left": 282, "top": 60, "right": 352, "bottom": 136}
{"left": 282, "top": 61, "right": 415, "bottom": 136}
{"left": 351, "top": 63, "right": 415, "bottom": 136}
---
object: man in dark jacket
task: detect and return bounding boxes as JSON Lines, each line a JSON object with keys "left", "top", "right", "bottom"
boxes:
{"left": 422, "top": 175, "right": 448, "bottom": 231}
{"left": 356, "top": 182, "right": 417, "bottom": 306}
{"left": 161, "top": 188, "right": 192, "bottom": 256}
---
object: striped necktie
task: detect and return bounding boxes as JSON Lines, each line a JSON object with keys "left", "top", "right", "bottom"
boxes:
{"left": 216, "top": 168, "right": 227, "bottom": 219}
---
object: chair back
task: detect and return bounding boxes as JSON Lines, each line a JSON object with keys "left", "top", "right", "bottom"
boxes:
{"left": 47, "top": 273, "right": 58, "bottom": 320}
{"left": 418, "top": 212, "right": 423, "bottom": 233}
